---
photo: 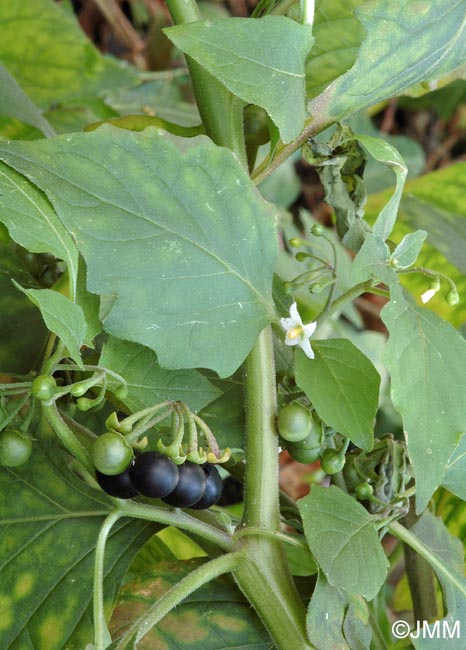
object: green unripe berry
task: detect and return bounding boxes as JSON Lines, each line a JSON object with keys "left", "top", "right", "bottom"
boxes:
{"left": 277, "top": 403, "right": 313, "bottom": 443}
{"left": 31, "top": 375, "right": 57, "bottom": 401}
{"left": 355, "top": 482, "right": 374, "bottom": 500}
{"left": 0, "top": 429, "right": 32, "bottom": 467}
{"left": 446, "top": 289, "right": 459, "bottom": 306}
{"left": 321, "top": 448, "right": 346, "bottom": 475}
{"left": 288, "top": 237, "right": 303, "bottom": 248}
{"left": 91, "top": 432, "right": 133, "bottom": 476}
{"left": 287, "top": 443, "right": 321, "bottom": 464}
{"left": 310, "top": 223, "right": 324, "bottom": 237}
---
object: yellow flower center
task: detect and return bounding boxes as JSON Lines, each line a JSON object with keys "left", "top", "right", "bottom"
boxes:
{"left": 286, "top": 325, "right": 303, "bottom": 340}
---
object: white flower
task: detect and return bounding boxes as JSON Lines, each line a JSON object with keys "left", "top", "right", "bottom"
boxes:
{"left": 420, "top": 288, "right": 436, "bottom": 304}
{"left": 280, "top": 302, "right": 317, "bottom": 359}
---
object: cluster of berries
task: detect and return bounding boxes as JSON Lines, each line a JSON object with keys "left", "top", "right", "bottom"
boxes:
{"left": 96, "top": 451, "right": 223, "bottom": 510}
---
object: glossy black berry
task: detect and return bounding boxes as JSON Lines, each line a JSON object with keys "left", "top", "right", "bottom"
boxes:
{"left": 96, "top": 464, "right": 139, "bottom": 499}
{"left": 162, "top": 460, "right": 206, "bottom": 508}
{"left": 190, "top": 463, "right": 223, "bottom": 510}
{"left": 130, "top": 452, "right": 179, "bottom": 498}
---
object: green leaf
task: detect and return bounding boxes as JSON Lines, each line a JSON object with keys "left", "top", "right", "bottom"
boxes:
{"left": 351, "top": 233, "right": 397, "bottom": 286}
{"left": 99, "top": 336, "right": 221, "bottom": 413}
{"left": 76, "top": 258, "right": 101, "bottom": 347}
{"left": 295, "top": 340, "right": 380, "bottom": 450}
{"left": 16, "top": 286, "right": 86, "bottom": 367}
{"left": 404, "top": 513, "right": 466, "bottom": 650}
{"left": 305, "top": 0, "right": 366, "bottom": 99}
{"left": 197, "top": 371, "right": 245, "bottom": 449}
{"left": 0, "top": 65, "right": 55, "bottom": 137}
{"left": 0, "top": 161, "right": 79, "bottom": 295}
{"left": 391, "top": 230, "right": 427, "bottom": 269}
{"left": 381, "top": 286, "right": 466, "bottom": 513}
{"left": 298, "top": 485, "right": 389, "bottom": 599}
{"left": 350, "top": 112, "right": 425, "bottom": 193}
{"left": 0, "top": 127, "right": 277, "bottom": 377}
{"left": 109, "top": 558, "right": 272, "bottom": 650}
{"left": 0, "top": 0, "right": 136, "bottom": 107}
{"left": 306, "top": 573, "right": 371, "bottom": 650}
{"left": 442, "top": 435, "right": 466, "bottom": 501}
{"left": 399, "top": 195, "right": 466, "bottom": 276}
{"left": 309, "top": 0, "right": 466, "bottom": 125}
{"left": 0, "top": 245, "right": 48, "bottom": 374}
{"left": 0, "top": 443, "right": 156, "bottom": 650}
{"left": 355, "top": 135, "right": 407, "bottom": 242}
{"left": 165, "top": 16, "right": 313, "bottom": 143}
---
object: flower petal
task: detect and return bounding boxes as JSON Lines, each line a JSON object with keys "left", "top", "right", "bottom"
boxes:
{"left": 284, "top": 336, "right": 299, "bottom": 348}
{"left": 300, "top": 337, "right": 315, "bottom": 359}
{"left": 280, "top": 317, "right": 295, "bottom": 331}
{"left": 289, "top": 302, "right": 302, "bottom": 325}
{"left": 303, "top": 321, "right": 317, "bottom": 337}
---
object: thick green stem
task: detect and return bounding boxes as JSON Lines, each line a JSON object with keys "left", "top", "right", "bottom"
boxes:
{"left": 241, "top": 326, "right": 279, "bottom": 530}
{"left": 115, "top": 552, "right": 245, "bottom": 650}
{"left": 165, "top": 0, "right": 247, "bottom": 168}
{"left": 401, "top": 504, "right": 438, "bottom": 623}
{"left": 234, "top": 327, "right": 312, "bottom": 650}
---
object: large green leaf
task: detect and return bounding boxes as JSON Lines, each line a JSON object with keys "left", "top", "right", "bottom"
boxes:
{"left": 382, "top": 286, "right": 466, "bottom": 513}
{"left": 99, "top": 336, "right": 221, "bottom": 413}
{"left": 16, "top": 287, "right": 86, "bottom": 367}
{"left": 308, "top": 0, "right": 466, "bottom": 125}
{"left": 0, "top": 65, "right": 54, "bottom": 138}
{"left": 306, "top": 573, "right": 371, "bottom": 650}
{"left": 0, "top": 245, "right": 48, "bottom": 374}
{"left": 298, "top": 485, "right": 389, "bottom": 599}
{"left": 0, "top": 127, "right": 277, "bottom": 377}
{"left": 165, "top": 16, "right": 313, "bottom": 143}
{"left": 109, "top": 558, "right": 272, "bottom": 650}
{"left": 0, "top": 0, "right": 135, "bottom": 107}
{"left": 295, "top": 340, "right": 380, "bottom": 450}
{"left": 409, "top": 512, "right": 466, "bottom": 650}
{"left": 0, "top": 443, "right": 156, "bottom": 650}
{"left": 306, "top": 0, "right": 366, "bottom": 99}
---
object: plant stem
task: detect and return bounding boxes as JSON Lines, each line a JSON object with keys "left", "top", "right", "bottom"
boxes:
{"left": 117, "top": 500, "right": 232, "bottom": 551}
{"left": 317, "top": 280, "right": 388, "bottom": 324}
{"left": 389, "top": 521, "right": 466, "bottom": 594}
{"left": 94, "top": 511, "right": 122, "bottom": 650}
{"left": 165, "top": 0, "right": 247, "bottom": 168}
{"left": 400, "top": 505, "right": 438, "bottom": 623}
{"left": 115, "top": 552, "right": 245, "bottom": 650}
{"left": 241, "top": 326, "right": 279, "bottom": 530}
{"left": 234, "top": 326, "right": 312, "bottom": 650}
{"left": 252, "top": 113, "right": 332, "bottom": 185}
